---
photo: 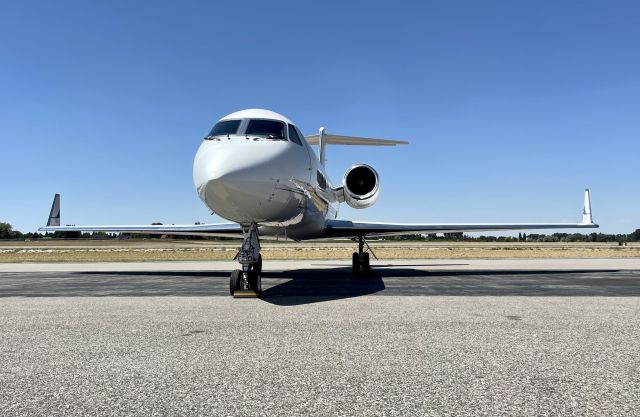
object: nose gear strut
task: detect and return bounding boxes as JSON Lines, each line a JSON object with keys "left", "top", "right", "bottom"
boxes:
{"left": 230, "top": 223, "right": 263, "bottom": 297}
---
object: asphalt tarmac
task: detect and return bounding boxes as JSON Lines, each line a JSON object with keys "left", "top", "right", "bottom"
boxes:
{"left": 1, "top": 259, "right": 639, "bottom": 416}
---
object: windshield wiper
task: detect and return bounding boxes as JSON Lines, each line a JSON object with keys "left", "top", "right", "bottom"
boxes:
{"left": 205, "top": 134, "right": 227, "bottom": 141}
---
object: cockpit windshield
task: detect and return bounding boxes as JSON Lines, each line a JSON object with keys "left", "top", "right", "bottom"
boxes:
{"left": 208, "top": 120, "right": 241, "bottom": 137}
{"left": 245, "top": 119, "right": 286, "bottom": 140}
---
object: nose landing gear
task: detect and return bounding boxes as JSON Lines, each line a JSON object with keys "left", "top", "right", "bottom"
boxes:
{"left": 230, "top": 224, "right": 263, "bottom": 297}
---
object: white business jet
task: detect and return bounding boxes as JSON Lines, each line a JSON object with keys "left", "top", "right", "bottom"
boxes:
{"left": 40, "top": 109, "right": 598, "bottom": 296}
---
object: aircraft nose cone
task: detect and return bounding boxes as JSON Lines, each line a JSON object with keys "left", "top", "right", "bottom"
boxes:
{"left": 193, "top": 140, "right": 301, "bottom": 224}
{"left": 193, "top": 142, "right": 245, "bottom": 200}
{"left": 202, "top": 174, "right": 258, "bottom": 223}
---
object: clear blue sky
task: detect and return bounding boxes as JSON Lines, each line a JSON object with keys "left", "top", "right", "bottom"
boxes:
{"left": 1, "top": 1, "right": 638, "bottom": 234}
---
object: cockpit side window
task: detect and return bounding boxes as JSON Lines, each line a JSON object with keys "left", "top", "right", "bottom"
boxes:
{"left": 208, "top": 120, "right": 241, "bottom": 137}
{"left": 288, "top": 124, "right": 303, "bottom": 146}
{"left": 245, "top": 119, "right": 286, "bottom": 140}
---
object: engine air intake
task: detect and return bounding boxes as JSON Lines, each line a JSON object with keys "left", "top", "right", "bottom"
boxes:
{"left": 342, "top": 164, "right": 380, "bottom": 209}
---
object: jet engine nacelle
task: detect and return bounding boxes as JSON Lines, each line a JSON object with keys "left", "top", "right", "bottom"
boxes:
{"left": 342, "top": 164, "right": 380, "bottom": 209}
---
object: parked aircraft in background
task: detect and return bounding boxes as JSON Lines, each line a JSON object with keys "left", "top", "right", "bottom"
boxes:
{"left": 41, "top": 109, "right": 598, "bottom": 297}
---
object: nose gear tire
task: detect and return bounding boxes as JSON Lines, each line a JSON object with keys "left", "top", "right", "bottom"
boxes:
{"left": 230, "top": 269, "right": 242, "bottom": 295}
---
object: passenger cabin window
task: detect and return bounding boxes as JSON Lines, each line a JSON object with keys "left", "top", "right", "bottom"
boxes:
{"left": 208, "top": 120, "right": 240, "bottom": 137}
{"left": 288, "top": 124, "right": 303, "bottom": 146}
{"left": 245, "top": 119, "right": 286, "bottom": 140}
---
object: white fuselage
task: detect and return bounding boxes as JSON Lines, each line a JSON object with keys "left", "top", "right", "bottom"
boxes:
{"left": 193, "top": 111, "right": 339, "bottom": 240}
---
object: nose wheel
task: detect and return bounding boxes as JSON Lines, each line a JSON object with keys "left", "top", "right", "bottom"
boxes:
{"left": 230, "top": 224, "right": 263, "bottom": 297}
{"left": 249, "top": 254, "right": 262, "bottom": 289}
{"left": 229, "top": 267, "right": 262, "bottom": 296}
{"left": 229, "top": 269, "right": 242, "bottom": 295}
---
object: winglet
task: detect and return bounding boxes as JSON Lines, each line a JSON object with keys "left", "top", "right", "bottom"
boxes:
{"left": 582, "top": 189, "right": 594, "bottom": 225}
{"left": 46, "top": 194, "right": 61, "bottom": 227}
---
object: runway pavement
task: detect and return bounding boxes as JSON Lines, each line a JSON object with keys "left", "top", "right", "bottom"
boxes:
{"left": 1, "top": 259, "right": 639, "bottom": 416}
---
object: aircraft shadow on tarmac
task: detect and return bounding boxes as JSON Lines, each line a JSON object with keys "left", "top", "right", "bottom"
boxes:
{"left": 1, "top": 266, "right": 640, "bottom": 305}
{"left": 261, "top": 267, "right": 640, "bottom": 306}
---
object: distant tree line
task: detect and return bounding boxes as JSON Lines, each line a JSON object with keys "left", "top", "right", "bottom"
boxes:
{"left": 378, "top": 229, "right": 640, "bottom": 243}
{"left": 1, "top": 221, "right": 639, "bottom": 243}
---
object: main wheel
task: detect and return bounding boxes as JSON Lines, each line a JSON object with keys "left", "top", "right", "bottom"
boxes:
{"left": 352, "top": 252, "right": 371, "bottom": 275}
{"left": 230, "top": 269, "right": 242, "bottom": 295}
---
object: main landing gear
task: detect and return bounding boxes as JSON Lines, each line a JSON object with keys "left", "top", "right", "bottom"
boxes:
{"left": 230, "top": 224, "right": 263, "bottom": 298}
{"left": 352, "top": 235, "right": 376, "bottom": 275}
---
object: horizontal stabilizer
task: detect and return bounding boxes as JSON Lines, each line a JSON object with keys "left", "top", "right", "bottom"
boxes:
{"left": 305, "top": 134, "right": 408, "bottom": 146}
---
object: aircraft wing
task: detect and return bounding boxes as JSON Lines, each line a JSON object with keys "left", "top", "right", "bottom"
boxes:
{"left": 38, "top": 194, "right": 242, "bottom": 238}
{"left": 324, "top": 190, "right": 598, "bottom": 238}
{"left": 39, "top": 223, "right": 243, "bottom": 238}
